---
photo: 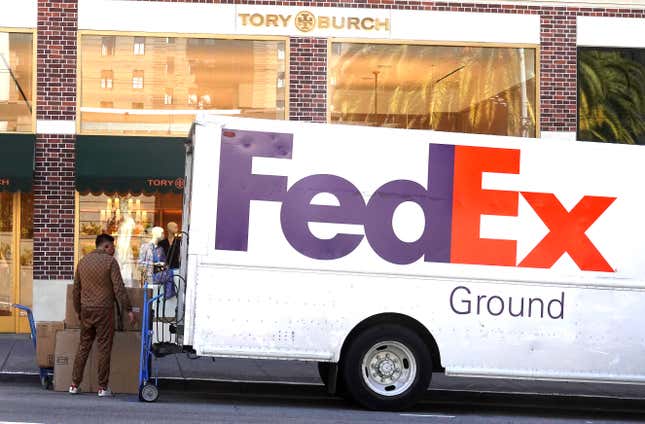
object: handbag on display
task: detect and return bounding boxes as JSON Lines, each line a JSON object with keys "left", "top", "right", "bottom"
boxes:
{"left": 152, "top": 245, "right": 176, "bottom": 299}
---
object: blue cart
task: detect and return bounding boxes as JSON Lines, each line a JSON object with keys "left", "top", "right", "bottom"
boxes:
{"left": 11, "top": 303, "right": 55, "bottom": 390}
{"left": 138, "top": 271, "right": 189, "bottom": 402}
{"left": 138, "top": 282, "right": 164, "bottom": 402}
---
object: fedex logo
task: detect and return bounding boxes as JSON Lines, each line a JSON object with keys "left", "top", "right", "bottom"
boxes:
{"left": 215, "top": 129, "right": 616, "bottom": 272}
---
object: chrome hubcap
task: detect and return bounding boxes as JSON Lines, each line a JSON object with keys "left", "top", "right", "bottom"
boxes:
{"left": 361, "top": 341, "right": 417, "bottom": 397}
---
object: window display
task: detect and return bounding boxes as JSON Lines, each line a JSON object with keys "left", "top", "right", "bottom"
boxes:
{"left": 80, "top": 35, "right": 287, "bottom": 135}
{"left": 78, "top": 193, "right": 182, "bottom": 287}
{"left": 330, "top": 42, "right": 537, "bottom": 137}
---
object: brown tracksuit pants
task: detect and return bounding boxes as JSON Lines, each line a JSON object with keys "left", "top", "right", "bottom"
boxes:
{"left": 72, "top": 307, "right": 114, "bottom": 389}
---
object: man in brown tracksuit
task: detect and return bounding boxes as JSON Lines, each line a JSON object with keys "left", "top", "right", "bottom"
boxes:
{"left": 70, "top": 234, "right": 135, "bottom": 396}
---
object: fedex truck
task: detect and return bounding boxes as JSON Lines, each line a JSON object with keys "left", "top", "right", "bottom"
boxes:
{"left": 175, "top": 116, "right": 645, "bottom": 410}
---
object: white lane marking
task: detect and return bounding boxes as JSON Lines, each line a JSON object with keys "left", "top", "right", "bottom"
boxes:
{"left": 400, "top": 414, "right": 456, "bottom": 419}
{"left": 0, "top": 422, "right": 44, "bottom": 424}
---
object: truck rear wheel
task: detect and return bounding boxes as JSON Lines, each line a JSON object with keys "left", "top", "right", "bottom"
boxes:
{"left": 341, "top": 323, "right": 432, "bottom": 411}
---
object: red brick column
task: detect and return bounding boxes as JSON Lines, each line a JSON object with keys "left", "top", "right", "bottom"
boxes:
{"left": 539, "top": 8, "right": 577, "bottom": 133}
{"left": 289, "top": 37, "right": 327, "bottom": 123}
{"left": 34, "top": 0, "right": 78, "bottom": 280}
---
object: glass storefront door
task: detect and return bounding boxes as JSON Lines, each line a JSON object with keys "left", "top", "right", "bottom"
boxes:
{"left": 0, "top": 192, "right": 32, "bottom": 333}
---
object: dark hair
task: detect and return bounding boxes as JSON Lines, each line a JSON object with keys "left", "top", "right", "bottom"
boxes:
{"left": 95, "top": 233, "right": 115, "bottom": 247}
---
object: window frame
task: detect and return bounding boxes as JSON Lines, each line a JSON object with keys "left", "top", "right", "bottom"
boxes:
{"left": 0, "top": 27, "right": 37, "bottom": 134}
{"left": 326, "top": 38, "right": 541, "bottom": 138}
{"left": 76, "top": 30, "right": 291, "bottom": 137}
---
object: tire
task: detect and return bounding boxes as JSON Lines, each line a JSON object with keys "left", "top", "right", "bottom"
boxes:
{"left": 341, "top": 323, "right": 432, "bottom": 411}
{"left": 139, "top": 383, "right": 159, "bottom": 402}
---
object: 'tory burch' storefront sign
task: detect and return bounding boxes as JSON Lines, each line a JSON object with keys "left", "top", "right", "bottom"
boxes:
{"left": 235, "top": 5, "right": 392, "bottom": 38}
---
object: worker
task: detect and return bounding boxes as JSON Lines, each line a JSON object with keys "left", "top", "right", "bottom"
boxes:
{"left": 69, "top": 234, "right": 135, "bottom": 397}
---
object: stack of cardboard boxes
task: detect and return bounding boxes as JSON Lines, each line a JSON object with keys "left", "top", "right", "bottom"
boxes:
{"left": 36, "top": 285, "right": 150, "bottom": 394}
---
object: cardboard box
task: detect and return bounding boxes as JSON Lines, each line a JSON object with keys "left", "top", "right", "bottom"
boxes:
{"left": 65, "top": 285, "right": 151, "bottom": 332}
{"left": 118, "top": 288, "right": 151, "bottom": 332}
{"left": 54, "top": 330, "right": 141, "bottom": 394}
{"left": 36, "top": 321, "right": 64, "bottom": 368}
{"left": 64, "top": 285, "right": 81, "bottom": 329}
{"left": 109, "top": 331, "right": 142, "bottom": 394}
{"left": 53, "top": 330, "right": 93, "bottom": 393}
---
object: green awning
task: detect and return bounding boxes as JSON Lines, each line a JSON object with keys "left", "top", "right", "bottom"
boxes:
{"left": 76, "top": 135, "right": 186, "bottom": 195}
{"left": 0, "top": 134, "right": 35, "bottom": 192}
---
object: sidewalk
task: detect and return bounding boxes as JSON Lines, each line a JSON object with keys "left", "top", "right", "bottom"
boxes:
{"left": 2, "top": 334, "right": 644, "bottom": 399}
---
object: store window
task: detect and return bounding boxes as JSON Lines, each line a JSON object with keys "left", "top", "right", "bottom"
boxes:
{"left": 0, "top": 31, "right": 34, "bottom": 133}
{"left": 0, "top": 133, "right": 34, "bottom": 333}
{"left": 330, "top": 42, "right": 537, "bottom": 138}
{"left": 80, "top": 35, "right": 287, "bottom": 135}
{"left": 78, "top": 193, "right": 182, "bottom": 286}
{"left": 578, "top": 47, "right": 645, "bottom": 145}
{"left": 76, "top": 135, "right": 185, "bottom": 287}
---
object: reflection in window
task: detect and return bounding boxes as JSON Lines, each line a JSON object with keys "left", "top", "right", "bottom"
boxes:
{"left": 164, "top": 88, "right": 173, "bottom": 106}
{"left": 134, "top": 37, "right": 145, "bottom": 56}
{"left": 0, "top": 32, "right": 33, "bottom": 132}
{"left": 330, "top": 42, "right": 537, "bottom": 138}
{"left": 165, "top": 57, "right": 174, "bottom": 75}
{"left": 19, "top": 193, "right": 32, "bottom": 310}
{"left": 0, "top": 193, "right": 14, "bottom": 314}
{"left": 101, "top": 36, "right": 115, "bottom": 56}
{"left": 100, "top": 70, "right": 113, "bottom": 89}
{"left": 132, "top": 70, "right": 144, "bottom": 89}
{"left": 578, "top": 47, "right": 645, "bottom": 145}
{"left": 80, "top": 35, "right": 287, "bottom": 135}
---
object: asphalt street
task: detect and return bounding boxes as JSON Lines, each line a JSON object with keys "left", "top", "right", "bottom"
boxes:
{"left": 1, "top": 376, "right": 644, "bottom": 424}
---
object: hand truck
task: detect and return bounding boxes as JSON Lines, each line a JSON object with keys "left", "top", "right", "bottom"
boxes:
{"left": 138, "top": 281, "right": 164, "bottom": 402}
{"left": 2, "top": 303, "right": 55, "bottom": 390}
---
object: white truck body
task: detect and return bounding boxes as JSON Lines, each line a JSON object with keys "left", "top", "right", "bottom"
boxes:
{"left": 180, "top": 116, "right": 645, "bottom": 385}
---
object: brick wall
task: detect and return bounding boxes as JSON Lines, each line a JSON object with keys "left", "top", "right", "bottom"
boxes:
{"left": 539, "top": 9, "right": 577, "bottom": 132}
{"left": 289, "top": 38, "right": 327, "bottom": 123}
{"left": 33, "top": 135, "right": 76, "bottom": 280}
{"left": 36, "top": 0, "right": 77, "bottom": 120}
{"left": 34, "top": 0, "right": 78, "bottom": 280}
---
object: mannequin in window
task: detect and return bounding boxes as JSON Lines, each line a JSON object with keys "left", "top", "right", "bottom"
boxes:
{"left": 116, "top": 215, "right": 136, "bottom": 287}
{"left": 159, "top": 221, "right": 181, "bottom": 270}
{"left": 138, "top": 226, "right": 165, "bottom": 285}
{"left": 138, "top": 226, "right": 175, "bottom": 297}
